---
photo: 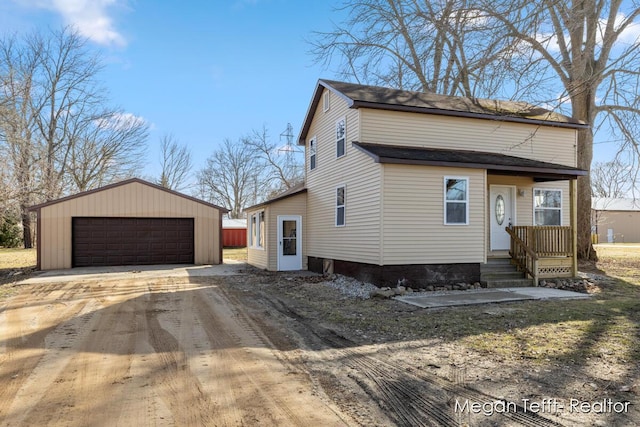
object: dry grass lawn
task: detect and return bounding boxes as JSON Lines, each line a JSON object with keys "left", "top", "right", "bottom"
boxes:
{"left": 0, "top": 247, "right": 36, "bottom": 269}
{"left": 223, "top": 247, "right": 247, "bottom": 261}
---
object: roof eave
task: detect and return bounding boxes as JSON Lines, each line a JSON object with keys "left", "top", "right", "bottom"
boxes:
{"left": 353, "top": 142, "right": 587, "bottom": 179}
{"left": 351, "top": 101, "right": 589, "bottom": 130}
{"left": 374, "top": 156, "right": 586, "bottom": 178}
{"left": 28, "top": 178, "right": 230, "bottom": 212}
{"left": 245, "top": 187, "right": 308, "bottom": 211}
{"left": 298, "top": 80, "right": 355, "bottom": 145}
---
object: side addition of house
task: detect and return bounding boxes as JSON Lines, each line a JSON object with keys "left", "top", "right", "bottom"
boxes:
{"left": 246, "top": 80, "right": 588, "bottom": 287}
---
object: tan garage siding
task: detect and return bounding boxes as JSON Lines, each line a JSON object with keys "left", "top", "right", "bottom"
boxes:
{"left": 360, "top": 109, "right": 578, "bottom": 167}
{"left": 305, "top": 88, "right": 382, "bottom": 265}
{"left": 382, "top": 165, "right": 486, "bottom": 264}
{"left": 594, "top": 211, "right": 640, "bottom": 243}
{"left": 35, "top": 180, "right": 224, "bottom": 270}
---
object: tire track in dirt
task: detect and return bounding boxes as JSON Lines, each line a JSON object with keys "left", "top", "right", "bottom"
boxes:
{"left": 261, "top": 293, "right": 564, "bottom": 427}
{"left": 194, "top": 287, "right": 308, "bottom": 426}
{"left": 0, "top": 282, "right": 88, "bottom": 424}
{"left": 193, "top": 285, "right": 350, "bottom": 426}
{"left": 6, "top": 281, "right": 145, "bottom": 426}
{"left": 145, "top": 287, "right": 216, "bottom": 426}
{"left": 1, "top": 276, "right": 352, "bottom": 426}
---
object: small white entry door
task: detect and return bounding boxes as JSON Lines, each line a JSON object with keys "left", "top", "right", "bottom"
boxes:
{"left": 490, "top": 186, "right": 515, "bottom": 251}
{"left": 277, "top": 215, "right": 302, "bottom": 271}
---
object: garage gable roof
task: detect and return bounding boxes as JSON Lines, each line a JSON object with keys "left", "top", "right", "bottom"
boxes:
{"left": 28, "top": 178, "right": 229, "bottom": 212}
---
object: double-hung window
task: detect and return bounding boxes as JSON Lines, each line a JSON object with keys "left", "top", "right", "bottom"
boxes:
{"left": 534, "top": 189, "right": 562, "bottom": 225}
{"left": 336, "top": 185, "right": 346, "bottom": 226}
{"left": 309, "top": 137, "right": 317, "bottom": 170}
{"left": 336, "top": 118, "right": 346, "bottom": 158}
{"left": 249, "top": 211, "right": 265, "bottom": 248}
{"left": 444, "top": 177, "right": 469, "bottom": 225}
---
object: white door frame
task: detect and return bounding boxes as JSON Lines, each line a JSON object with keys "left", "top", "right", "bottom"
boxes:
{"left": 489, "top": 185, "right": 516, "bottom": 251}
{"left": 277, "top": 215, "right": 302, "bottom": 271}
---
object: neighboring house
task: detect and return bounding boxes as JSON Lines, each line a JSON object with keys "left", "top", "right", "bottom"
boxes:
{"left": 592, "top": 197, "right": 640, "bottom": 243}
{"left": 223, "top": 218, "right": 248, "bottom": 248}
{"left": 29, "top": 178, "right": 228, "bottom": 270}
{"left": 246, "top": 80, "right": 588, "bottom": 286}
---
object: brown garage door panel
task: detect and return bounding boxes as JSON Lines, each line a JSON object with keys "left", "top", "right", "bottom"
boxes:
{"left": 72, "top": 217, "right": 194, "bottom": 267}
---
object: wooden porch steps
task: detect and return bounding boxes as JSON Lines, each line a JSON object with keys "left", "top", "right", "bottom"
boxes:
{"left": 481, "top": 258, "right": 534, "bottom": 288}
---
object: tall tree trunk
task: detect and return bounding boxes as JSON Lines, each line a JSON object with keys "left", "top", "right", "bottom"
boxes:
{"left": 573, "top": 90, "right": 597, "bottom": 261}
{"left": 20, "top": 203, "right": 32, "bottom": 249}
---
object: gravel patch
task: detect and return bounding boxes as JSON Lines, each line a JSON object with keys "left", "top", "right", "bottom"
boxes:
{"left": 320, "top": 274, "right": 379, "bottom": 300}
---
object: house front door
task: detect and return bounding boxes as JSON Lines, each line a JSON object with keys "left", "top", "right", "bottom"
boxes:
{"left": 490, "top": 185, "right": 516, "bottom": 251}
{"left": 277, "top": 215, "right": 302, "bottom": 271}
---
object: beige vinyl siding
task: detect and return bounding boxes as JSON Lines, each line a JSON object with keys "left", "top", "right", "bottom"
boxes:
{"left": 246, "top": 208, "right": 268, "bottom": 270}
{"left": 360, "top": 109, "right": 578, "bottom": 167}
{"left": 246, "top": 192, "right": 307, "bottom": 271}
{"left": 38, "top": 181, "right": 222, "bottom": 270}
{"left": 305, "top": 88, "right": 382, "bottom": 264}
{"left": 266, "top": 193, "right": 307, "bottom": 271}
{"left": 382, "top": 165, "right": 486, "bottom": 264}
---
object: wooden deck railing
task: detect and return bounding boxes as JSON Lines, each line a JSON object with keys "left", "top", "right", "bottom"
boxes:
{"left": 506, "top": 227, "right": 539, "bottom": 284}
{"left": 507, "top": 226, "right": 574, "bottom": 284}
{"left": 510, "top": 226, "right": 573, "bottom": 257}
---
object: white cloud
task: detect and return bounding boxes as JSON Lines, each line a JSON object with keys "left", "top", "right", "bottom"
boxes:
{"left": 609, "top": 12, "right": 640, "bottom": 45}
{"left": 96, "top": 112, "right": 146, "bottom": 130}
{"left": 536, "top": 12, "right": 640, "bottom": 54}
{"left": 16, "top": 0, "right": 126, "bottom": 47}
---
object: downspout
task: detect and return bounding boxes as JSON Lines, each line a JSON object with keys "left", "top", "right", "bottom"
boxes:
{"left": 571, "top": 179, "right": 578, "bottom": 276}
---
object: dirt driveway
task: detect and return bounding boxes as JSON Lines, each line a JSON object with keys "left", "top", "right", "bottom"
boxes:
{"left": 0, "top": 265, "right": 349, "bottom": 426}
{"left": 2, "top": 262, "right": 638, "bottom": 426}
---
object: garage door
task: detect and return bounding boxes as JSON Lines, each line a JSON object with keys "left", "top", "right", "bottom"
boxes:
{"left": 72, "top": 217, "right": 194, "bottom": 267}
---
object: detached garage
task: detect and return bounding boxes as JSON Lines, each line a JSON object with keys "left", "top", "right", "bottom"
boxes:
{"left": 29, "top": 178, "right": 228, "bottom": 270}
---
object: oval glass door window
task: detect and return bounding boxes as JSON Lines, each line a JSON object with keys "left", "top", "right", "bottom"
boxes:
{"left": 495, "top": 195, "right": 505, "bottom": 225}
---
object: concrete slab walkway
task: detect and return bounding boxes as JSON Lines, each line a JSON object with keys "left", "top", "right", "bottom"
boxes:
{"left": 395, "top": 287, "right": 590, "bottom": 309}
{"left": 18, "top": 260, "right": 247, "bottom": 285}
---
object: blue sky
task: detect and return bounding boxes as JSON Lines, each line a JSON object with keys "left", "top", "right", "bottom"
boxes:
{"left": 1, "top": 0, "right": 344, "bottom": 180}
{"left": 1, "top": 0, "right": 618, "bottom": 184}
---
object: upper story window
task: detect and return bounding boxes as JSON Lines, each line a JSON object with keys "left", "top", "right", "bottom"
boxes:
{"left": 444, "top": 177, "right": 469, "bottom": 225}
{"left": 323, "top": 91, "right": 330, "bottom": 112}
{"left": 336, "top": 185, "right": 346, "bottom": 227}
{"left": 534, "top": 189, "right": 562, "bottom": 225}
{"left": 336, "top": 117, "right": 346, "bottom": 158}
{"left": 309, "top": 137, "right": 317, "bottom": 170}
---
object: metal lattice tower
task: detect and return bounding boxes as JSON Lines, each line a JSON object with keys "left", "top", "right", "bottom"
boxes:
{"left": 279, "top": 123, "right": 302, "bottom": 179}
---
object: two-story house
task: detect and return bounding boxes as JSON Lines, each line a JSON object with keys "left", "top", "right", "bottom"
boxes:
{"left": 246, "top": 80, "right": 588, "bottom": 287}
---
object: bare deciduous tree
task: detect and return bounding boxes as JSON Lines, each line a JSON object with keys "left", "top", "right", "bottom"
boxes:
{"left": 66, "top": 111, "right": 148, "bottom": 192}
{"left": 309, "top": 0, "right": 516, "bottom": 97}
{"left": 310, "top": 0, "right": 640, "bottom": 260}
{"left": 243, "top": 126, "right": 303, "bottom": 193}
{"left": 591, "top": 157, "right": 632, "bottom": 198}
{"left": 0, "top": 27, "right": 148, "bottom": 248}
{"left": 157, "top": 133, "right": 192, "bottom": 191}
{"left": 0, "top": 31, "right": 42, "bottom": 247}
{"left": 196, "top": 138, "right": 266, "bottom": 219}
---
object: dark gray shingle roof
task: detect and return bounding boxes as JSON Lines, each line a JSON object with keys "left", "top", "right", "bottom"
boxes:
{"left": 299, "top": 80, "right": 587, "bottom": 143}
{"left": 352, "top": 141, "right": 587, "bottom": 181}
